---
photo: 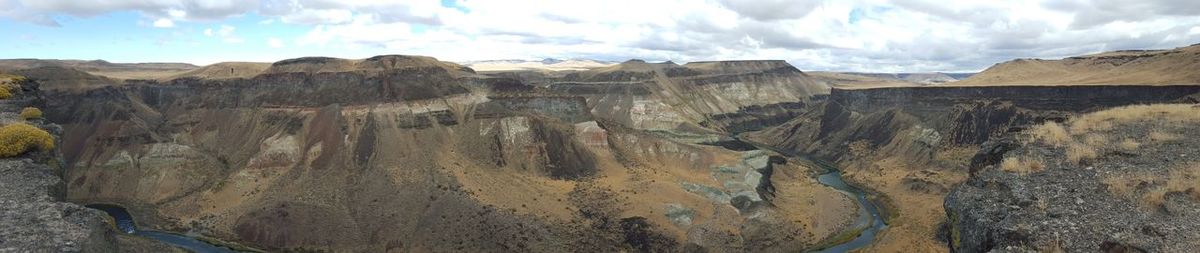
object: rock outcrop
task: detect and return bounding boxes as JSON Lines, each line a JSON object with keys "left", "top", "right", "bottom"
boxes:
{"left": 36, "top": 55, "right": 857, "bottom": 252}
{"left": 743, "top": 85, "right": 1200, "bottom": 251}
{"left": 550, "top": 59, "right": 829, "bottom": 134}
{"left": 0, "top": 76, "right": 182, "bottom": 252}
{"left": 946, "top": 104, "right": 1200, "bottom": 252}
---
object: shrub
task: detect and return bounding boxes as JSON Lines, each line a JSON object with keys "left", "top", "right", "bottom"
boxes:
{"left": 0, "top": 85, "right": 12, "bottom": 99}
{"left": 1065, "top": 142, "right": 1097, "bottom": 166}
{"left": 1082, "top": 134, "right": 1108, "bottom": 147}
{"left": 1103, "top": 163, "right": 1200, "bottom": 210}
{"left": 0, "top": 123, "right": 55, "bottom": 157}
{"left": 1148, "top": 131, "right": 1180, "bottom": 142}
{"left": 20, "top": 107, "right": 42, "bottom": 120}
{"left": 1027, "top": 122, "right": 1070, "bottom": 147}
{"left": 1000, "top": 156, "right": 1045, "bottom": 175}
{"left": 1118, "top": 138, "right": 1140, "bottom": 150}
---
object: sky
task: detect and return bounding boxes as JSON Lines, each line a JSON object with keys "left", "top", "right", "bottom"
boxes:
{"left": 1, "top": 0, "right": 1200, "bottom": 72}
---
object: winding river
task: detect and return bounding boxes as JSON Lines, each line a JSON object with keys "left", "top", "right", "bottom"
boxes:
{"left": 86, "top": 139, "right": 885, "bottom": 253}
{"left": 716, "top": 137, "right": 888, "bottom": 252}
{"left": 812, "top": 170, "right": 888, "bottom": 252}
{"left": 85, "top": 204, "right": 237, "bottom": 253}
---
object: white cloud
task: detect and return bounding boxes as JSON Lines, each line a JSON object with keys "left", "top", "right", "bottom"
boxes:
{"left": 151, "top": 18, "right": 173, "bottom": 28}
{"left": 203, "top": 24, "right": 242, "bottom": 43}
{"left": 268, "top": 37, "right": 284, "bottom": 48}
{"left": 3, "top": 0, "right": 1200, "bottom": 71}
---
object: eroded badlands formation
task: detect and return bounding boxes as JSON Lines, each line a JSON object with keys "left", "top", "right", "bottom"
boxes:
{"left": 3, "top": 43, "right": 1200, "bottom": 252}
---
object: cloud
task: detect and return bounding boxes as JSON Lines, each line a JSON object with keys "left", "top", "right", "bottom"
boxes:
{"left": 718, "top": 0, "right": 823, "bottom": 21}
{"left": 1043, "top": 0, "right": 1200, "bottom": 29}
{"left": 268, "top": 37, "right": 284, "bottom": 48}
{"left": 1, "top": 0, "right": 1199, "bottom": 72}
{"left": 204, "top": 24, "right": 242, "bottom": 44}
{"left": 152, "top": 18, "right": 174, "bottom": 28}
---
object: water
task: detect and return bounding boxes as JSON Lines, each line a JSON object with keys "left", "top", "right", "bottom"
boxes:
{"left": 86, "top": 204, "right": 238, "bottom": 253}
{"left": 718, "top": 137, "right": 887, "bottom": 252}
{"left": 812, "top": 171, "right": 888, "bottom": 253}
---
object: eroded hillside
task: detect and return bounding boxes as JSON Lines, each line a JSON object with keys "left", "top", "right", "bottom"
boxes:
{"left": 743, "top": 85, "right": 1200, "bottom": 251}
{"left": 954, "top": 44, "right": 1200, "bottom": 85}
{"left": 39, "top": 55, "right": 859, "bottom": 252}
{"left": 550, "top": 60, "right": 830, "bottom": 134}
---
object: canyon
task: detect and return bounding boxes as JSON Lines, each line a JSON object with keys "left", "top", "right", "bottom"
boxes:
{"left": 2, "top": 44, "right": 1199, "bottom": 253}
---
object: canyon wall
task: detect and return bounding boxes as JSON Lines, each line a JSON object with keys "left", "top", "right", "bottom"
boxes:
{"left": 0, "top": 77, "right": 183, "bottom": 252}
{"left": 40, "top": 57, "right": 857, "bottom": 252}
{"left": 744, "top": 85, "right": 1200, "bottom": 251}
{"left": 550, "top": 60, "right": 829, "bottom": 134}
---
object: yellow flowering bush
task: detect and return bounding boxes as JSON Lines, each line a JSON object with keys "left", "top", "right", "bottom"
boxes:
{"left": 20, "top": 107, "right": 43, "bottom": 120}
{"left": 0, "top": 85, "right": 12, "bottom": 99}
{"left": 0, "top": 123, "right": 55, "bottom": 157}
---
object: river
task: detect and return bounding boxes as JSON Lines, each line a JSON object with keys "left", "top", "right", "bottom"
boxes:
{"left": 85, "top": 139, "right": 886, "bottom": 253}
{"left": 715, "top": 137, "right": 888, "bottom": 252}
{"left": 85, "top": 204, "right": 238, "bottom": 253}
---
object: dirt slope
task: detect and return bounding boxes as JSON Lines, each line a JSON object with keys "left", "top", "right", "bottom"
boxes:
{"left": 48, "top": 55, "right": 858, "bottom": 252}
{"left": 165, "top": 62, "right": 271, "bottom": 80}
{"left": 954, "top": 44, "right": 1200, "bottom": 85}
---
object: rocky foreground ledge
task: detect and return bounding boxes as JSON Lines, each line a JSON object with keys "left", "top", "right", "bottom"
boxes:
{"left": 947, "top": 104, "right": 1200, "bottom": 252}
{"left": 0, "top": 76, "right": 181, "bottom": 252}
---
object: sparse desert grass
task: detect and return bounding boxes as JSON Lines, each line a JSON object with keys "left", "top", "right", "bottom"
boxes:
{"left": 1104, "top": 163, "right": 1200, "bottom": 210}
{"left": 1065, "top": 142, "right": 1097, "bottom": 165}
{"left": 1026, "top": 122, "right": 1070, "bottom": 147}
{"left": 935, "top": 147, "right": 979, "bottom": 168}
{"left": 1149, "top": 131, "right": 1180, "bottom": 142}
{"left": 1118, "top": 138, "right": 1141, "bottom": 150}
{"left": 1018, "top": 104, "right": 1197, "bottom": 169}
{"left": 847, "top": 139, "right": 871, "bottom": 157}
{"left": 1169, "top": 163, "right": 1200, "bottom": 201}
{"left": 0, "top": 84, "right": 13, "bottom": 99}
{"left": 1069, "top": 104, "right": 1200, "bottom": 133}
{"left": 1000, "top": 156, "right": 1045, "bottom": 174}
{"left": 1082, "top": 134, "right": 1108, "bottom": 147}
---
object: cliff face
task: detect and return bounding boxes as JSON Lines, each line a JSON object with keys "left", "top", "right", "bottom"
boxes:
{"left": 44, "top": 56, "right": 857, "bottom": 252}
{"left": 0, "top": 77, "right": 183, "bottom": 252}
{"left": 752, "top": 85, "right": 1200, "bottom": 163}
{"left": 946, "top": 105, "right": 1200, "bottom": 252}
{"left": 743, "top": 85, "right": 1200, "bottom": 251}
{"left": 550, "top": 60, "right": 829, "bottom": 134}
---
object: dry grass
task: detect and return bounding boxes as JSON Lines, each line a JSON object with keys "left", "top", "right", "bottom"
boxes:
{"left": 1082, "top": 134, "right": 1109, "bottom": 147}
{"left": 1149, "top": 131, "right": 1181, "bottom": 142}
{"left": 1000, "top": 156, "right": 1046, "bottom": 175}
{"left": 847, "top": 139, "right": 872, "bottom": 157}
{"left": 1118, "top": 139, "right": 1141, "bottom": 150}
{"left": 1065, "top": 142, "right": 1097, "bottom": 165}
{"left": 1027, "top": 122, "right": 1070, "bottom": 147}
{"left": 1104, "top": 163, "right": 1200, "bottom": 210}
{"left": 1019, "top": 104, "right": 1198, "bottom": 168}
{"left": 1070, "top": 104, "right": 1200, "bottom": 133}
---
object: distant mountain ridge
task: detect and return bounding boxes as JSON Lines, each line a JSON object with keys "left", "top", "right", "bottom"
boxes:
{"left": 954, "top": 43, "right": 1200, "bottom": 85}
{"left": 462, "top": 58, "right": 615, "bottom": 72}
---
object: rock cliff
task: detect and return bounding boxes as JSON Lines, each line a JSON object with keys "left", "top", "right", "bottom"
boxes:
{"left": 550, "top": 59, "right": 829, "bottom": 134}
{"left": 38, "top": 55, "right": 857, "bottom": 252}
{"left": 0, "top": 76, "right": 182, "bottom": 252}
{"left": 743, "top": 85, "right": 1200, "bottom": 251}
{"left": 946, "top": 104, "right": 1200, "bottom": 252}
